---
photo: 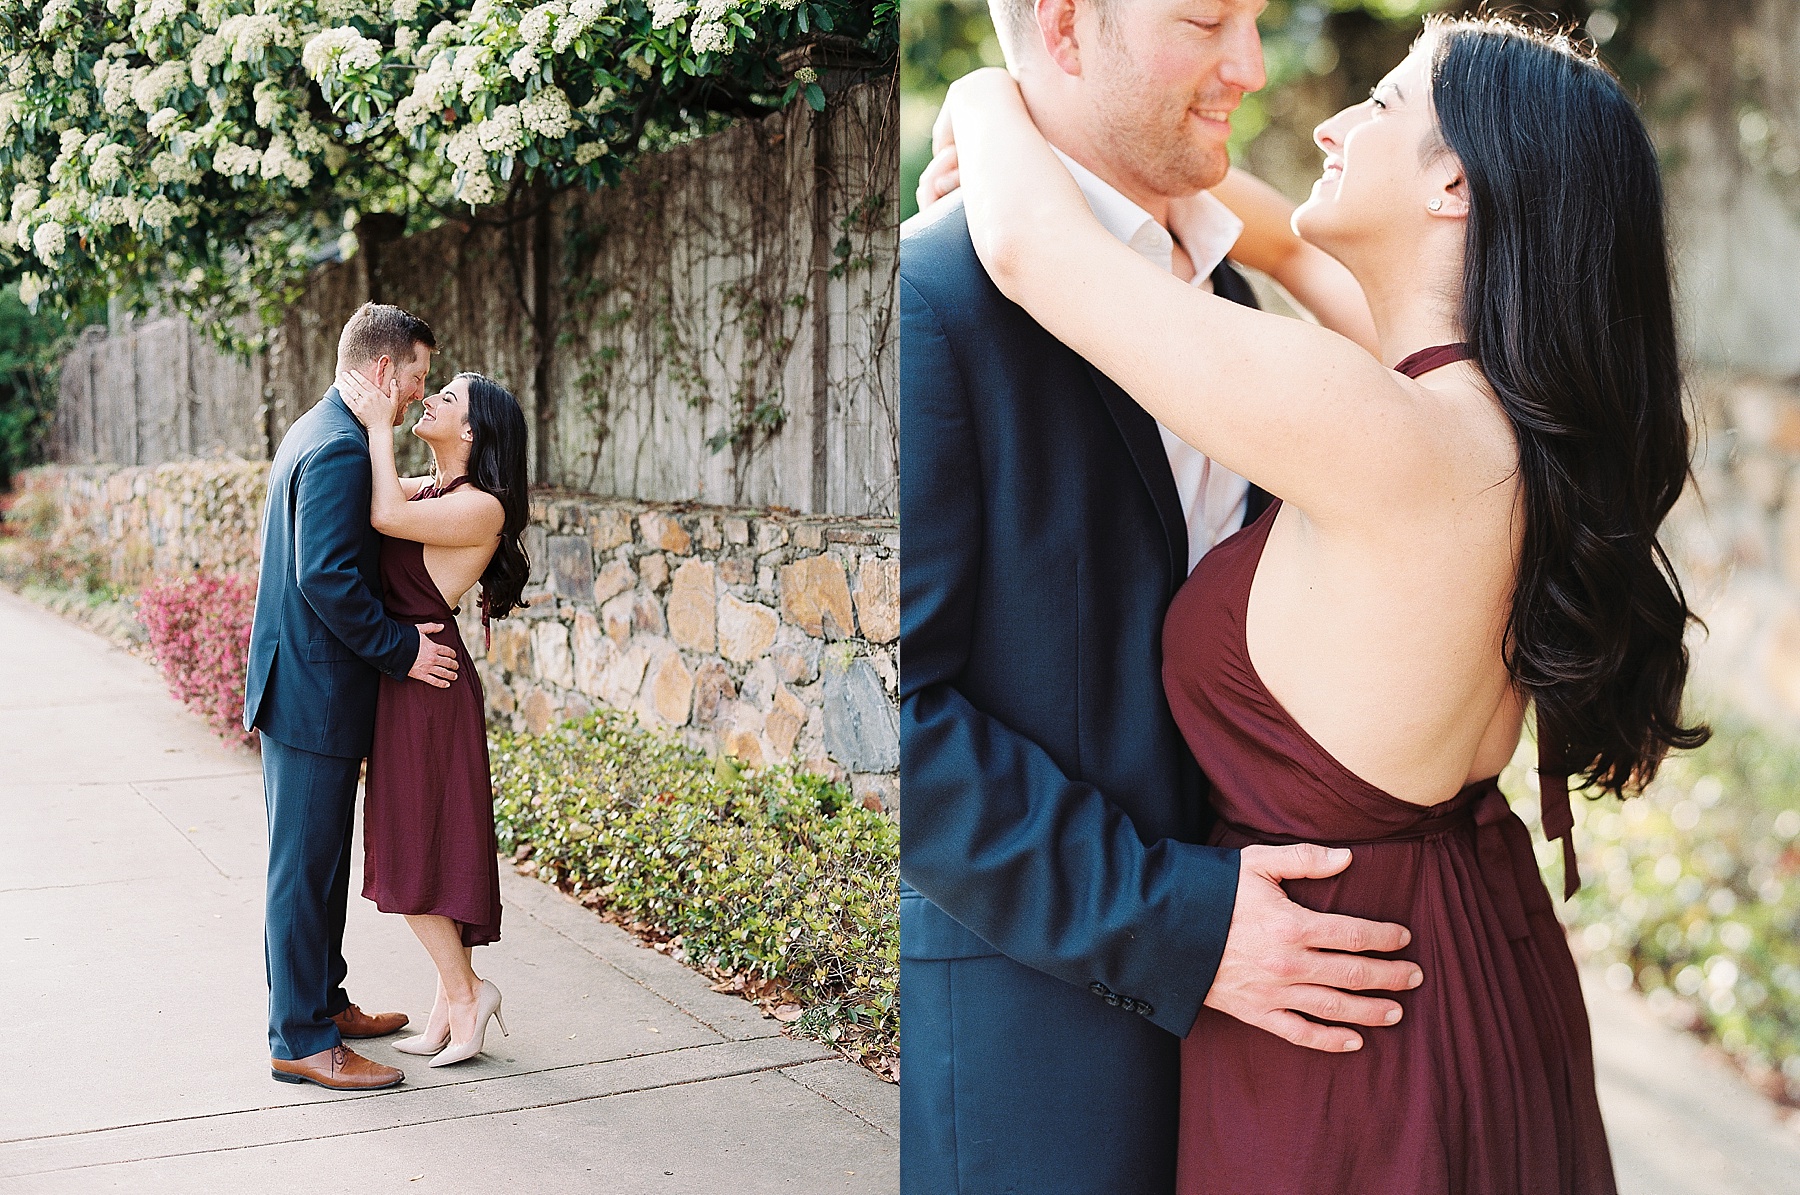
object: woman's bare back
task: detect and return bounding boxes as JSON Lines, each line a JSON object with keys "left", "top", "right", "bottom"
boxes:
{"left": 398, "top": 476, "right": 500, "bottom": 612}
{"left": 1244, "top": 364, "right": 1526, "bottom": 806}
{"left": 420, "top": 541, "right": 497, "bottom": 612}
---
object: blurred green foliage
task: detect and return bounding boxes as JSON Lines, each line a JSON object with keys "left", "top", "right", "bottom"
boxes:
{"left": 1505, "top": 717, "right": 1800, "bottom": 1105}
{"left": 0, "top": 283, "right": 83, "bottom": 490}
{"left": 491, "top": 712, "right": 898, "bottom": 1073}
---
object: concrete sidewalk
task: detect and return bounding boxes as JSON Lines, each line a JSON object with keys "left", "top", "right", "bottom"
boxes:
{"left": 1585, "top": 970, "right": 1800, "bottom": 1195}
{"left": 0, "top": 587, "right": 896, "bottom": 1194}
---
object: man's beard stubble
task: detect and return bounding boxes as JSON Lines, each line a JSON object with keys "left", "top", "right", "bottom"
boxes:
{"left": 1087, "top": 51, "right": 1231, "bottom": 199}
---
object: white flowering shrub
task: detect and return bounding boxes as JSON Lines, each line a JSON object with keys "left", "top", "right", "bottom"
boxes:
{"left": 0, "top": 0, "right": 894, "bottom": 346}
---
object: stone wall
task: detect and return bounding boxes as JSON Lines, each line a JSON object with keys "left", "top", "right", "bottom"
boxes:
{"left": 13, "top": 463, "right": 899, "bottom": 807}
{"left": 474, "top": 491, "right": 898, "bottom": 810}
{"left": 13, "top": 461, "right": 266, "bottom": 589}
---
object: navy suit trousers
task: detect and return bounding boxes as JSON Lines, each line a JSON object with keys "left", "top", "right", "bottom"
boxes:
{"left": 261, "top": 734, "right": 362, "bottom": 1059}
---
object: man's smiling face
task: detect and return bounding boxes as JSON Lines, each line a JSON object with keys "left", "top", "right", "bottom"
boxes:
{"left": 1081, "top": 0, "right": 1269, "bottom": 199}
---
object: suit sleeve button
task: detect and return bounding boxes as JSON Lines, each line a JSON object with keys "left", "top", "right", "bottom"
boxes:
{"left": 1089, "top": 982, "right": 1109, "bottom": 998}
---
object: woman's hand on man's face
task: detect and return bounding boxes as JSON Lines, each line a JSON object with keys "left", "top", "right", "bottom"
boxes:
{"left": 337, "top": 368, "right": 402, "bottom": 431}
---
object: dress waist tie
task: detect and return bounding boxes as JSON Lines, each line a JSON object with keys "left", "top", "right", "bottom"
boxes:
{"left": 1536, "top": 725, "right": 1581, "bottom": 900}
{"left": 1216, "top": 775, "right": 1564, "bottom": 944}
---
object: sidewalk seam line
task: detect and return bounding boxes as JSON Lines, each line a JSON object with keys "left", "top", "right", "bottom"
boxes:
{"left": 0, "top": 876, "right": 168, "bottom": 894}
{"left": 0, "top": 1040, "right": 832, "bottom": 1146}
{"left": 2, "top": 1055, "right": 838, "bottom": 1179}
{"left": 129, "top": 780, "right": 234, "bottom": 880}
{"left": 775, "top": 1067, "right": 898, "bottom": 1139}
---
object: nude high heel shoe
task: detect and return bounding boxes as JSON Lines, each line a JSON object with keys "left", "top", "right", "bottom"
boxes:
{"left": 391, "top": 1024, "right": 451, "bottom": 1056}
{"left": 428, "top": 979, "right": 507, "bottom": 1067}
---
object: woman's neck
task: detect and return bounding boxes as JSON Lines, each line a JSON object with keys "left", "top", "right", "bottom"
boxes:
{"left": 430, "top": 446, "right": 470, "bottom": 484}
{"left": 1353, "top": 250, "right": 1466, "bottom": 371}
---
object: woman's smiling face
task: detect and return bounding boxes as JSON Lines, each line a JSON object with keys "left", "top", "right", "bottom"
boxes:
{"left": 412, "top": 375, "right": 473, "bottom": 446}
{"left": 1293, "top": 41, "right": 1456, "bottom": 258}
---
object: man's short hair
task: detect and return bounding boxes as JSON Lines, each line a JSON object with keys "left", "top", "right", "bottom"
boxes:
{"left": 336, "top": 302, "right": 436, "bottom": 370}
{"left": 989, "top": 0, "right": 1117, "bottom": 60}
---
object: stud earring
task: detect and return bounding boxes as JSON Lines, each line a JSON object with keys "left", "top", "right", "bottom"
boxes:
{"left": 1428, "top": 199, "right": 1444, "bottom": 211}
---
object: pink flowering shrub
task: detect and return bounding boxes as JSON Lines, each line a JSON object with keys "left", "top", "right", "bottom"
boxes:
{"left": 137, "top": 572, "right": 258, "bottom": 750}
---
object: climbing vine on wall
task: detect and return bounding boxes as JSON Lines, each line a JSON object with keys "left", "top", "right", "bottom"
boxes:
{"left": 553, "top": 109, "right": 811, "bottom": 497}
{"left": 551, "top": 71, "right": 895, "bottom": 511}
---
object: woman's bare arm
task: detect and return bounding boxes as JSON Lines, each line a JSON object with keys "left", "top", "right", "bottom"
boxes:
{"left": 948, "top": 69, "right": 1429, "bottom": 521}
{"left": 1200, "top": 169, "right": 1380, "bottom": 357}
{"left": 915, "top": 136, "right": 1379, "bottom": 358}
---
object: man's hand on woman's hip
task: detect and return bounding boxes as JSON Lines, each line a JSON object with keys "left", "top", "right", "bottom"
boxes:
{"left": 407, "top": 623, "right": 459, "bottom": 688}
{"left": 1202, "top": 843, "right": 1421, "bottom": 1053}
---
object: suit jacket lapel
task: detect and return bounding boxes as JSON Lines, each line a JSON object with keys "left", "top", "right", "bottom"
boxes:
{"left": 1087, "top": 361, "right": 1189, "bottom": 588}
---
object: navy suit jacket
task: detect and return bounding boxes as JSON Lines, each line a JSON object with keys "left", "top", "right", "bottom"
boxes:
{"left": 243, "top": 388, "right": 419, "bottom": 758}
{"left": 900, "top": 205, "right": 1272, "bottom": 1038}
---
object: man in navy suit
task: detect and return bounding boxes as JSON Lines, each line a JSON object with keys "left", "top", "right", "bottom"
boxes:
{"left": 244, "top": 303, "right": 461, "bottom": 1090}
{"left": 900, "top": 0, "right": 1421, "bottom": 1188}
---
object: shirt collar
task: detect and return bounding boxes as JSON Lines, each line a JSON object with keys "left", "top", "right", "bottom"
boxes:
{"left": 1051, "top": 146, "right": 1243, "bottom": 281}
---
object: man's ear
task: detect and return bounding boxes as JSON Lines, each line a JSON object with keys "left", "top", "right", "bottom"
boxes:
{"left": 1036, "top": 0, "right": 1086, "bottom": 77}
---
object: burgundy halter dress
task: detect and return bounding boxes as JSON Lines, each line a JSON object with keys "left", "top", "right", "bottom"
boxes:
{"left": 1164, "top": 345, "right": 1615, "bottom": 1194}
{"left": 362, "top": 477, "right": 503, "bottom": 947}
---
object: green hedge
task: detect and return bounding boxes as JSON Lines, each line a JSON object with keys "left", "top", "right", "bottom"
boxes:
{"left": 490, "top": 713, "right": 898, "bottom": 1075}
{"left": 1509, "top": 717, "right": 1800, "bottom": 1104}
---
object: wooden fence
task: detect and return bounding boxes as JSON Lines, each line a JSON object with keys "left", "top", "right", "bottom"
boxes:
{"left": 51, "top": 74, "right": 898, "bottom": 519}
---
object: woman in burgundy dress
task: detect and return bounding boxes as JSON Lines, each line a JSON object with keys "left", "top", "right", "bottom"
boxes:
{"left": 337, "top": 367, "right": 530, "bottom": 1068}
{"left": 931, "top": 16, "right": 1706, "bottom": 1194}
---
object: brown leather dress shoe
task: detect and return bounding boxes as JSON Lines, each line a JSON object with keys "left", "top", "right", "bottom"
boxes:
{"left": 271, "top": 1044, "right": 404, "bottom": 1090}
{"left": 331, "top": 1003, "right": 410, "bottom": 1038}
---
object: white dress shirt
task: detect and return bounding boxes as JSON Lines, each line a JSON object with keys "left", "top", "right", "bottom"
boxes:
{"left": 1053, "top": 149, "right": 1252, "bottom": 574}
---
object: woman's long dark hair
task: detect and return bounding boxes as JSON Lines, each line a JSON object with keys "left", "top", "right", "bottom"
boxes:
{"left": 1428, "top": 16, "right": 1708, "bottom": 796}
{"left": 455, "top": 372, "right": 531, "bottom": 620}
